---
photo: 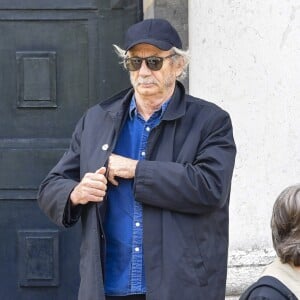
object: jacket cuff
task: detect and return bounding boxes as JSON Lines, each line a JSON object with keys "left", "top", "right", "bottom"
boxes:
{"left": 62, "top": 197, "right": 82, "bottom": 227}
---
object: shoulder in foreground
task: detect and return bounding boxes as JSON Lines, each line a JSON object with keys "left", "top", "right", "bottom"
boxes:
{"left": 239, "top": 276, "right": 297, "bottom": 300}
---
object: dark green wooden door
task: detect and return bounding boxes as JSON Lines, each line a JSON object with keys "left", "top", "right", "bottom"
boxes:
{"left": 0, "top": 1, "right": 142, "bottom": 299}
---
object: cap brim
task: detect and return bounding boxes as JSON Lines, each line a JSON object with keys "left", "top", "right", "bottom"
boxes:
{"left": 125, "top": 38, "right": 173, "bottom": 52}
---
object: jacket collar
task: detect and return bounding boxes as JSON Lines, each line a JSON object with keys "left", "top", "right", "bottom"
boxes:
{"left": 162, "top": 81, "right": 186, "bottom": 121}
{"left": 99, "top": 87, "right": 133, "bottom": 118}
{"left": 99, "top": 81, "right": 186, "bottom": 121}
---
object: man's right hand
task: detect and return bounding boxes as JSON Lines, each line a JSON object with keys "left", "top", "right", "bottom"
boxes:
{"left": 70, "top": 167, "right": 107, "bottom": 206}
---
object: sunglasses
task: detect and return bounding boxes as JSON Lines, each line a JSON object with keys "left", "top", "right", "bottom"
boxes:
{"left": 124, "top": 54, "right": 177, "bottom": 71}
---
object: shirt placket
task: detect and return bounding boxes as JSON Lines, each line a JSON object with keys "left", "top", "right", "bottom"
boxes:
{"left": 130, "top": 116, "right": 158, "bottom": 293}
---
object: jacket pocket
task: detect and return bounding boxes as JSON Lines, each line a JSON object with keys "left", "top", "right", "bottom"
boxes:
{"left": 177, "top": 245, "right": 208, "bottom": 287}
{"left": 168, "top": 213, "right": 208, "bottom": 287}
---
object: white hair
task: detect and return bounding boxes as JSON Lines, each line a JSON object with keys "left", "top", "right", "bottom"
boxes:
{"left": 112, "top": 44, "right": 190, "bottom": 81}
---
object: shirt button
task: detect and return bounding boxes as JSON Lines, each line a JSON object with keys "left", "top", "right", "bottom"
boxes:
{"left": 146, "top": 126, "right": 151, "bottom": 132}
{"left": 141, "top": 151, "right": 146, "bottom": 157}
{"left": 135, "top": 247, "right": 140, "bottom": 252}
{"left": 135, "top": 222, "right": 140, "bottom": 227}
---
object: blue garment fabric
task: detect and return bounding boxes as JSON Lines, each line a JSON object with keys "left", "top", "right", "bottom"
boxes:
{"left": 104, "top": 97, "right": 169, "bottom": 296}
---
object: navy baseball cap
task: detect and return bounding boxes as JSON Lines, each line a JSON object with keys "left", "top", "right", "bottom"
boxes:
{"left": 124, "top": 18, "right": 182, "bottom": 51}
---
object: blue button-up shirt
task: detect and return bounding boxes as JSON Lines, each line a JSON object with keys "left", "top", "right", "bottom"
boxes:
{"left": 104, "top": 97, "right": 169, "bottom": 296}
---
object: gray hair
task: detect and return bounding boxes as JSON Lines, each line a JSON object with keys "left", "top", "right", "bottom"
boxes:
{"left": 271, "top": 184, "right": 300, "bottom": 266}
{"left": 113, "top": 44, "right": 190, "bottom": 81}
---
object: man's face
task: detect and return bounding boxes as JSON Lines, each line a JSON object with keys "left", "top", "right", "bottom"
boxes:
{"left": 127, "top": 44, "right": 183, "bottom": 100}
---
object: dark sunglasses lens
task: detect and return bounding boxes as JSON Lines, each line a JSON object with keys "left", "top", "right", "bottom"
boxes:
{"left": 125, "top": 58, "right": 142, "bottom": 71}
{"left": 125, "top": 57, "right": 165, "bottom": 71}
{"left": 146, "top": 57, "right": 163, "bottom": 71}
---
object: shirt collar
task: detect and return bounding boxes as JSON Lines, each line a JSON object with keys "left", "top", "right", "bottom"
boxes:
{"left": 129, "top": 95, "right": 171, "bottom": 120}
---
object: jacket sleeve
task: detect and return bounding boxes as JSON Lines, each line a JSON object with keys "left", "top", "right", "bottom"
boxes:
{"left": 134, "top": 110, "right": 236, "bottom": 215}
{"left": 37, "top": 116, "right": 84, "bottom": 227}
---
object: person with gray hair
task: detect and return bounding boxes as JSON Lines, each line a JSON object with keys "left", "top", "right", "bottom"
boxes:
{"left": 240, "top": 184, "right": 300, "bottom": 299}
{"left": 38, "top": 18, "right": 236, "bottom": 300}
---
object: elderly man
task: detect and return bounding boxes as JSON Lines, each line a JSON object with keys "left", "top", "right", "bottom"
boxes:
{"left": 38, "top": 18, "right": 236, "bottom": 300}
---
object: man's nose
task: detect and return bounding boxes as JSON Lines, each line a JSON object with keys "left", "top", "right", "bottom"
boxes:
{"left": 139, "top": 60, "right": 152, "bottom": 74}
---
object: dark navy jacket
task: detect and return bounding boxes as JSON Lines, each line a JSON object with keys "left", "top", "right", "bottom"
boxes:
{"left": 38, "top": 81, "right": 236, "bottom": 300}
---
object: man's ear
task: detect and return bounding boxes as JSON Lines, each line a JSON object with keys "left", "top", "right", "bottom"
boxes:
{"left": 175, "top": 56, "right": 185, "bottom": 78}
